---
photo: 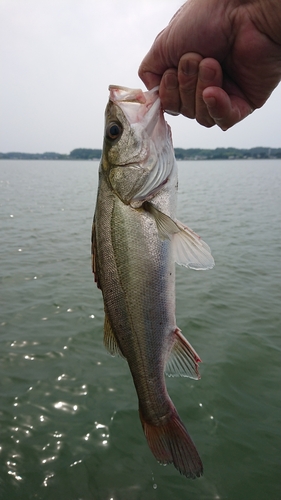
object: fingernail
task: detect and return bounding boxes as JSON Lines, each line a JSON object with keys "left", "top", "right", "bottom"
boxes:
{"left": 200, "top": 65, "right": 216, "bottom": 83}
{"left": 164, "top": 72, "right": 178, "bottom": 90}
{"left": 182, "top": 58, "right": 198, "bottom": 76}
{"left": 203, "top": 95, "right": 216, "bottom": 108}
{"left": 165, "top": 110, "right": 180, "bottom": 116}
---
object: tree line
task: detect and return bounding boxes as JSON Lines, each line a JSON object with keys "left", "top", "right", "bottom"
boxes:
{"left": 1, "top": 147, "right": 280, "bottom": 160}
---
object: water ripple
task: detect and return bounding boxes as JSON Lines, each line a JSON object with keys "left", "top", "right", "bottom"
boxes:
{"left": 0, "top": 160, "right": 280, "bottom": 500}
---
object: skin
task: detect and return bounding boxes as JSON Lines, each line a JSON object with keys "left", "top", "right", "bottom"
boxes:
{"left": 139, "top": 0, "right": 281, "bottom": 130}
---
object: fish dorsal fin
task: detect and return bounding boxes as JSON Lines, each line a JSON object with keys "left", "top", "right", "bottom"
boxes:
{"left": 91, "top": 220, "right": 101, "bottom": 289}
{"left": 143, "top": 202, "right": 215, "bottom": 270}
{"left": 104, "top": 313, "right": 125, "bottom": 358}
{"left": 165, "top": 328, "right": 201, "bottom": 380}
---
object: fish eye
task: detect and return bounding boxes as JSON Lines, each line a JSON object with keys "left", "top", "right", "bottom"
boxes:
{"left": 106, "top": 122, "right": 122, "bottom": 140}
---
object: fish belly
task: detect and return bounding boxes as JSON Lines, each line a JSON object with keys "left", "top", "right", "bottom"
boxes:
{"left": 96, "top": 176, "right": 175, "bottom": 400}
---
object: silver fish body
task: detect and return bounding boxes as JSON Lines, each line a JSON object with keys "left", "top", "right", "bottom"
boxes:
{"left": 92, "top": 85, "right": 214, "bottom": 478}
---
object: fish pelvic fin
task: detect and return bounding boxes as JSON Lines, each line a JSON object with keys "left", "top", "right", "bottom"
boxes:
{"left": 139, "top": 408, "right": 203, "bottom": 479}
{"left": 104, "top": 313, "right": 125, "bottom": 358}
{"left": 165, "top": 328, "right": 201, "bottom": 379}
{"left": 143, "top": 202, "right": 214, "bottom": 270}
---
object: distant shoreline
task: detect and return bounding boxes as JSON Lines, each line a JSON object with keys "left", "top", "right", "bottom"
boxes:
{"left": 1, "top": 147, "right": 280, "bottom": 161}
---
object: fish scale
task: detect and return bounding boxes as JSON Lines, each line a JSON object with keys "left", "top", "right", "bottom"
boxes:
{"left": 92, "top": 85, "right": 214, "bottom": 478}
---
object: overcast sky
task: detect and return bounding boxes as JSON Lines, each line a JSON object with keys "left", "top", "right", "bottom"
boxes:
{"left": 1, "top": 0, "right": 280, "bottom": 154}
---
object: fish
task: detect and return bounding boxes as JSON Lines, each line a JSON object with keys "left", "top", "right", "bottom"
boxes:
{"left": 91, "top": 85, "right": 214, "bottom": 478}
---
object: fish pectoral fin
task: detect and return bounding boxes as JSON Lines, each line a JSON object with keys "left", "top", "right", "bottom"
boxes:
{"left": 143, "top": 201, "right": 179, "bottom": 240}
{"left": 104, "top": 313, "right": 125, "bottom": 358}
{"left": 165, "top": 328, "right": 201, "bottom": 380}
{"left": 172, "top": 219, "right": 215, "bottom": 270}
{"left": 143, "top": 202, "right": 214, "bottom": 270}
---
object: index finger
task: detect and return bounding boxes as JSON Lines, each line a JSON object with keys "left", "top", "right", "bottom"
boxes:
{"left": 138, "top": 68, "right": 162, "bottom": 90}
{"left": 138, "top": 30, "right": 174, "bottom": 89}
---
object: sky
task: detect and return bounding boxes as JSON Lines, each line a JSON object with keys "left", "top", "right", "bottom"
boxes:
{"left": 1, "top": 0, "right": 280, "bottom": 154}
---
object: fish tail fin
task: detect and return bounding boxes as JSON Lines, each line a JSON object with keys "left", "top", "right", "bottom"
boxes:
{"left": 139, "top": 408, "right": 203, "bottom": 479}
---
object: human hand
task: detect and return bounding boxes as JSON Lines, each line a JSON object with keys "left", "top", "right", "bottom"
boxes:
{"left": 139, "top": 0, "right": 281, "bottom": 130}
{"left": 157, "top": 53, "right": 255, "bottom": 130}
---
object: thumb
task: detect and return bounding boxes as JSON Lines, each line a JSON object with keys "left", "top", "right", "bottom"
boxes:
{"left": 138, "top": 31, "right": 172, "bottom": 89}
{"left": 138, "top": 67, "right": 162, "bottom": 90}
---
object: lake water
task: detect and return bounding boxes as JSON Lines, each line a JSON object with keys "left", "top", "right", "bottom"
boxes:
{"left": 0, "top": 159, "right": 280, "bottom": 500}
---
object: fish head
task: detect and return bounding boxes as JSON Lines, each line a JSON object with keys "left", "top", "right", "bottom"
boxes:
{"left": 100, "top": 85, "right": 175, "bottom": 206}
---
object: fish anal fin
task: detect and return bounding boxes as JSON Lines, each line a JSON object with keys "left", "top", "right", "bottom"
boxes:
{"left": 104, "top": 313, "right": 125, "bottom": 358}
{"left": 139, "top": 407, "right": 203, "bottom": 479}
{"left": 165, "top": 328, "right": 201, "bottom": 380}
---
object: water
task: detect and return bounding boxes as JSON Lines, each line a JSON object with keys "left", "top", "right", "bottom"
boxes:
{"left": 0, "top": 159, "right": 280, "bottom": 500}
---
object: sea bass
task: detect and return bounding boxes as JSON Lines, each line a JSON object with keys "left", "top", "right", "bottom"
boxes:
{"left": 92, "top": 85, "right": 214, "bottom": 478}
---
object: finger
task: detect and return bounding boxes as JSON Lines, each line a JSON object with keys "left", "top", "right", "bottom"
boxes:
{"left": 138, "top": 70, "right": 162, "bottom": 90}
{"left": 138, "top": 30, "right": 171, "bottom": 90}
{"left": 202, "top": 87, "right": 254, "bottom": 130}
{"left": 159, "top": 69, "right": 181, "bottom": 115}
{"left": 178, "top": 53, "right": 203, "bottom": 118}
{"left": 196, "top": 59, "right": 224, "bottom": 127}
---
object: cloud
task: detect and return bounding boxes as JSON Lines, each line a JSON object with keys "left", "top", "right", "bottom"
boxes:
{"left": 0, "top": 0, "right": 280, "bottom": 152}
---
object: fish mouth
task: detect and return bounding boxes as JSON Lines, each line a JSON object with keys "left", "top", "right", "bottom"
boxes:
{"left": 112, "top": 161, "right": 144, "bottom": 169}
{"left": 109, "top": 85, "right": 159, "bottom": 105}
{"left": 108, "top": 85, "right": 161, "bottom": 135}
